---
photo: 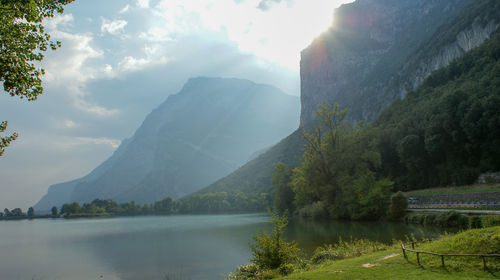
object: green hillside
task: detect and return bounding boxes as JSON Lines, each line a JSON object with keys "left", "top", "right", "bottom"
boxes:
{"left": 182, "top": 0, "right": 500, "bottom": 214}
{"left": 376, "top": 31, "right": 500, "bottom": 190}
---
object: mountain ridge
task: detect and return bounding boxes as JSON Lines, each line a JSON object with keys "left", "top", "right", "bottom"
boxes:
{"left": 35, "top": 77, "right": 300, "bottom": 210}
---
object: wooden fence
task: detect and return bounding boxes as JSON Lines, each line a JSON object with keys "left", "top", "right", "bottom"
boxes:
{"left": 401, "top": 240, "right": 500, "bottom": 271}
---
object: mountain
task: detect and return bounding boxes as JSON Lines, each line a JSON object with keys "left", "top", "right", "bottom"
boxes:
{"left": 301, "top": 0, "right": 499, "bottom": 123}
{"left": 195, "top": 0, "right": 500, "bottom": 199}
{"left": 35, "top": 77, "right": 300, "bottom": 210}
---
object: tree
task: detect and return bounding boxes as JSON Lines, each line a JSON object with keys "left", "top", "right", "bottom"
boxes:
{"left": 0, "top": 0, "right": 75, "bottom": 155}
{"left": 388, "top": 191, "right": 408, "bottom": 221}
{"left": 51, "top": 206, "right": 58, "bottom": 217}
{"left": 272, "top": 162, "right": 294, "bottom": 214}
{"left": 11, "top": 207, "right": 24, "bottom": 216}
{"left": 0, "top": 121, "right": 17, "bottom": 156}
{"left": 27, "top": 206, "right": 34, "bottom": 217}
{"left": 250, "top": 211, "right": 300, "bottom": 270}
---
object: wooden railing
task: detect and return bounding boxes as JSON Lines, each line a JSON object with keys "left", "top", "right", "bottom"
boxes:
{"left": 401, "top": 240, "right": 500, "bottom": 271}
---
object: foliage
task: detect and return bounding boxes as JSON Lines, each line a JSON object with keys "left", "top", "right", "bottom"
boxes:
{"left": 289, "top": 102, "right": 392, "bottom": 220}
{"left": 250, "top": 212, "right": 300, "bottom": 270}
{"left": 176, "top": 192, "right": 270, "bottom": 213}
{"left": 272, "top": 162, "right": 294, "bottom": 214}
{"left": 0, "top": 121, "right": 17, "bottom": 156}
{"left": 296, "top": 201, "right": 328, "bottom": 219}
{"left": 199, "top": 128, "right": 306, "bottom": 198}
{"left": 60, "top": 199, "right": 160, "bottom": 217}
{"left": 469, "top": 216, "right": 482, "bottom": 229}
{"left": 376, "top": 32, "right": 500, "bottom": 190}
{"left": 153, "top": 197, "right": 173, "bottom": 214}
{"left": 389, "top": 191, "right": 408, "bottom": 220}
{"left": 311, "top": 238, "right": 389, "bottom": 264}
{"left": 482, "top": 215, "right": 500, "bottom": 228}
{"left": 51, "top": 206, "right": 58, "bottom": 217}
{"left": 405, "top": 211, "right": 472, "bottom": 229}
{"left": 27, "top": 207, "right": 34, "bottom": 217}
{"left": 0, "top": 0, "right": 74, "bottom": 100}
{"left": 0, "top": 0, "right": 74, "bottom": 155}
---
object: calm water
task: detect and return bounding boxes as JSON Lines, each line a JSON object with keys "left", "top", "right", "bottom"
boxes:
{"left": 0, "top": 214, "right": 448, "bottom": 280}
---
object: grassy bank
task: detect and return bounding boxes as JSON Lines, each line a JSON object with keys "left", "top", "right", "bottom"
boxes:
{"left": 275, "top": 248, "right": 497, "bottom": 280}
{"left": 275, "top": 227, "right": 500, "bottom": 279}
{"left": 229, "top": 225, "right": 500, "bottom": 279}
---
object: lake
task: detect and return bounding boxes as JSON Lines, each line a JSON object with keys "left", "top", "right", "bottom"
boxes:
{"left": 0, "top": 214, "right": 449, "bottom": 280}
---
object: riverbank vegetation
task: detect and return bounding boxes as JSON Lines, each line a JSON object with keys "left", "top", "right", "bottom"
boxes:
{"left": 228, "top": 213, "right": 500, "bottom": 280}
{"left": 405, "top": 211, "right": 500, "bottom": 229}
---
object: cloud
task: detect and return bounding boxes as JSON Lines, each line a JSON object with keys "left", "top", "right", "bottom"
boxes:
{"left": 73, "top": 137, "right": 121, "bottom": 149}
{"left": 0, "top": 0, "right": 353, "bottom": 209}
{"left": 257, "top": 0, "right": 292, "bottom": 11}
{"left": 57, "top": 119, "right": 80, "bottom": 129}
{"left": 119, "top": 4, "right": 130, "bottom": 14}
{"left": 101, "top": 18, "right": 128, "bottom": 35}
{"left": 136, "top": 0, "right": 149, "bottom": 8}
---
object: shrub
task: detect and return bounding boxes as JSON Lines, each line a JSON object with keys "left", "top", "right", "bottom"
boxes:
{"left": 297, "top": 201, "right": 328, "bottom": 219}
{"left": 435, "top": 211, "right": 468, "bottom": 228}
{"left": 311, "top": 238, "right": 389, "bottom": 264}
{"left": 278, "top": 263, "right": 295, "bottom": 276}
{"left": 423, "top": 214, "right": 436, "bottom": 226}
{"left": 482, "top": 216, "right": 500, "bottom": 228}
{"left": 388, "top": 191, "right": 407, "bottom": 220}
{"left": 226, "top": 264, "right": 259, "bottom": 280}
{"left": 250, "top": 212, "right": 300, "bottom": 270}
{"left": 468, "top": 216, "right": 482, "bottom": 229}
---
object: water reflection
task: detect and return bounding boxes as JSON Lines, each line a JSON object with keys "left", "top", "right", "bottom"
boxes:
{"left": 0, "top": 214, "right": 453, "bottom": 280}
{"left": 286, "top": 218, "right": 453, "bottom": 255}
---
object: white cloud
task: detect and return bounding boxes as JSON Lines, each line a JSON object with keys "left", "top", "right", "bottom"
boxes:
{"left": 57, "top": 119, "right": 80, "bottom": 129}
{"left": 119, "top": 4, "right": 130, "bottom": 14}
{"left": 147, "top": 0, "right": 346, "bottom": 70}
{"left": 44, "top": 14, "right": 74, "bottom": 30}
{"left": 101, "top": 18, "right": 128, "bottom": 35}
{"left": 74, "top": 99, "right": 120, "bottom": 117}
{"left": 136, "top": 0, "right": 149, "bottom": 8}
{"left": 73, "top": 137, "right": 121, "bottom": 149}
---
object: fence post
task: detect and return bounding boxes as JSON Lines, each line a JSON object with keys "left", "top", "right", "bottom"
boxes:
{"left": 482, "top": 256, "right": 487, "bottom": 271}
{"left": 441, "top": 255, "right": 444, "bottom": 267}
{"left": 401, "top": 245, "right": 407, "bottom": 259}
{"left": 417, "top": 252, "right": 420, "bottom": 265}
{"left": 412, "top": 242, "right": 415, "bottom": 250}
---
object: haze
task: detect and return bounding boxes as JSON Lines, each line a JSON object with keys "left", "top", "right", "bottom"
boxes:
{"left": 0, "top": 0, "right": 353, "bottom": 209}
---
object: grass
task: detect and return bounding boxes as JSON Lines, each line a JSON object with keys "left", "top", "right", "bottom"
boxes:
{"left": 274, "top": 227, "right": 500, "bottom": 280}
{"left": 405, "top": 183, "right": 500, "bottom": 197}
{"left": 276, "top": 249, "right": 498, "bottom": 279}
{"left": 414, "top": 227, "right": 500, "bottom": 270}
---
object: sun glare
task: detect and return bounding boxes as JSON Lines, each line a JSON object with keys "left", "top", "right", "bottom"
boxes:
{"left": 149, "top": 0, "right": 347, "bottom": 71}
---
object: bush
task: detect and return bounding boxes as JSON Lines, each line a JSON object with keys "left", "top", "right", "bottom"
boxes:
{"left": 405, "top": 212, "right": 469, "bottom": 228}
{"left": 435, "top": 211, "right": 468, "bottom": 228}
{"left": 311, "top": 238, "right": 389, "bottom": 264}
{"left": 297, "top": 201, "right": 328, "bottom": 219}
{"left": 468, "top": 216, "right": 482, "bottom": 229}
{"left": 278, "top": 263, "right": 295, "bottom": 276}
{"left": 423, "top": 214, "right": 436, "bottom": 226}
{"left": 482, "top": 216, "right": 500, "bottom": 228}
{"left": 388, "top": 191, "right": 407, "bottom": 220}
{"left": 250, "top": 212, "right": 300, "bottom": 270}
{"left": 226, "top": 264, "right": 259, "bottom": 280}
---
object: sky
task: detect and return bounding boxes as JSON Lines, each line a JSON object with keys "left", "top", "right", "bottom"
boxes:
{"left": 0, "top": 0, "right": 353, "bottom": 209}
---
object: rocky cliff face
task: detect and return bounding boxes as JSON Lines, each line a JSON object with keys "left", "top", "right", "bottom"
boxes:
{"left": 35, "top": 77, "right": 300, "bottom": 210}
{"left": 300, "top": 0, "right": 499, "bottom": 124}
{"left": 196, "top": 0, "right": 500, "bottom": 200}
